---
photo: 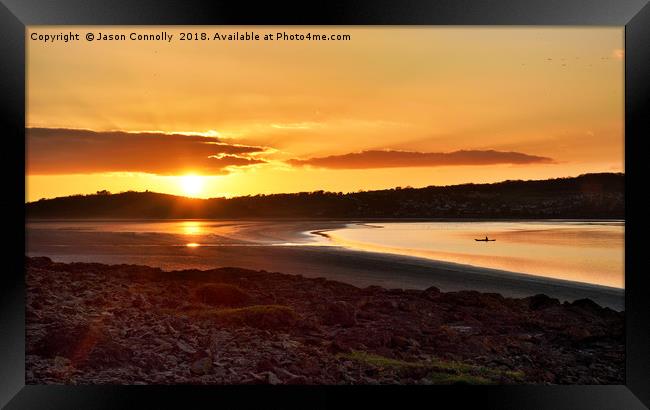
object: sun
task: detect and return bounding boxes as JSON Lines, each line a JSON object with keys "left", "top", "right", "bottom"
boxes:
{"left": 180, "top": 174, "right": 204, "bottom": 196}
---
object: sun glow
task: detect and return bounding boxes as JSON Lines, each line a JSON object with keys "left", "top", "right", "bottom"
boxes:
{"left": 180, "top": 175, "right": 204, "bottom": 196}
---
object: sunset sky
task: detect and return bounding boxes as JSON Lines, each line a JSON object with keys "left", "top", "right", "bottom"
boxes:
{"left": 26, "top": 27, "right": 624, "bottom": 201}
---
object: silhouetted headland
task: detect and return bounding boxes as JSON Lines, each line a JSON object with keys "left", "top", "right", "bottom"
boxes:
{"left": 27, "top": 173, "right": 624, "bottom": 219}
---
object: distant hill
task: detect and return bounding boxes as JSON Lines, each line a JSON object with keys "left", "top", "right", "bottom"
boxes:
{"left": 26, "top": 173, "right": 624, "bottom": 219}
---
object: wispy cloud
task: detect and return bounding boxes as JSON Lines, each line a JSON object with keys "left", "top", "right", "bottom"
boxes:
{"left": 288, "top": 149, "right": 554, "bottom": 169}
{"left": 270, "top": 122, "right": 322, "bottom": 130}
{"left": 27, "top": 128, "right": 269, "bottom": 175}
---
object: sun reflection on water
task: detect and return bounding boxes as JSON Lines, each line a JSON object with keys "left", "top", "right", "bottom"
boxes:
{"left": 181, "top": 221, "right": 203, "bottom": 235}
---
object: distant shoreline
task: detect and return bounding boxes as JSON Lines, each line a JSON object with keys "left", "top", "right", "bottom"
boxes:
{"left": 25, "top": 173, "right": 625, "bottom": 220}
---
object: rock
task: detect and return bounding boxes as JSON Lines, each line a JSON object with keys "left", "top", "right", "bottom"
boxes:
{"left": 526, "top": 294, "right": 560, "bottom": 311}
{"left": 131, "top": 294, "right": 147, "bottom": 308}
{"left": 323, "top": 301, "right": 357, "bottom": 327}
{"left": 166, "top": 355, "right": 179, "bottom": 366}
{"left": 296, "top": 317, "right": 320, "bottom": 331}
{"left": 356, "top": 310, "right": 378, "bottom": 321}
{"left": 53, "top": 356, "right": 71, "bottom": 370}
{"left": 159, "top": 297, "right": 180, "bottom": 309}
{"left": 85, "top": 295, "right": 107, "bottom": 307}
{"left": 297, "top": 356, "right": 321, "bottom": 376}
{"left": 60, "top": 306, "right": 76, "bottom": 315}
{"left": 362, "top": 285, "right": 384, "bottom": 295}
{"left": 213, "top": 367, "right": 227, "bottom": 378}
{"left": 376, "top": 299, "right": 399, "bottom": 310}
{"left": 571, "top": 298, "right": 602, "bottom": 312}
{"left": 489, "top": 357, "right": 514, "bottom": 368}
{"left": 30, "top": 322, "right": 93, "bottom": 358}
{"left": 329, "top": 338, "right": 352, "bottom": 354}
{"left": 26, "top": 309, "right": 42, "bottom": 321}
{"left": 422, "top": 286, "right": 441, "bottom": 300}
{"left": 194, "top": 283, "right": 250, "bottom": 307}
{"left": 27, "top": 256, "right": 53, "bottom": 269}
{"left": 541, "top": 371, "right": 556, "bottom": 383}
{"left": 267, "top": 371, "right": 281, "bottom": 385}
{"left": 565, "top": 326, "right": 592, "bottom": 343}
{"left": 256, "top": 358, "right": 277, "bottom": 372}
{"left": 154, "top": 338, "right": 173, "bottom": 352}
{"left": 88, "top": 341, "right": 133, "bottom": 369}
{"left": 191, "top": 357, "right": 212, "bottom": 375}
{"left": 176, "top": 340, "right": 197, "bottom": 354}
{"left": 355, "top": 297, "right": 371, "bottom": 309}
{"left": 249, "top": 371, "right": 273, "bottom": 384}
{"left": 398, "top": 301, "right": 417, "bottom": 312}
{"left": 276, "top": 368, "right": 307, "bottom": 384}
{"left": 390, "top": 335, "right": 411, "bottom": 349}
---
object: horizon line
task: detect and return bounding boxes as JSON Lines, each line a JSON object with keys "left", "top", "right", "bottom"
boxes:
{"left": 26, "top": 171, "right": 624, "bottom": 204}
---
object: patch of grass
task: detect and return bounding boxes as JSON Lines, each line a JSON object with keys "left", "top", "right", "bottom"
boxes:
{"left": 342, "top": 351, "right": 424, "bottom": 370}
{"left": 427, "top": 372, "right": 491, "bottom": 385}
{"left": 428, "top": 357, "right": 525, "bottom": 382}
{"left": 504, "top": 370, "right": 526, "bottom": 380}
{"left": 340, "top": 351, "right": 524, "bottom": 384}
{"left": 167, "top": 304, "right": 299, "bottom": 330}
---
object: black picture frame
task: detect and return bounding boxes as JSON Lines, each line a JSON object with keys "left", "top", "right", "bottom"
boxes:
{"left": 1, "top": 1, "right": 648, "bottom": 408}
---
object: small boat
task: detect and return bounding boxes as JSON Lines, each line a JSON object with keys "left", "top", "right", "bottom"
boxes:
{"left": 475, "top": 236, "right": 496, "bottom": 242}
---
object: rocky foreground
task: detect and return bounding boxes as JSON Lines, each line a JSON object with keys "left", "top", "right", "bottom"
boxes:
{"left": 26, "top": 257, "right": 624, "bottom": 385}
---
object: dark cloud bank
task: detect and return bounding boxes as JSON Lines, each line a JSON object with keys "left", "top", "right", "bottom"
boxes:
{"left": 27, "top": 128, "right": 553, "bottom": 175}
{"left": 288, "top": 149, "right": 553, "bottom": 169}
{"left": 27, "top": 128, "right": 267, "bottom": 175}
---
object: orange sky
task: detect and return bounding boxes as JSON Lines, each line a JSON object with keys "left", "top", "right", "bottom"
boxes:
{"left": 26, "top": 27, "right": 624, "bottom": 201}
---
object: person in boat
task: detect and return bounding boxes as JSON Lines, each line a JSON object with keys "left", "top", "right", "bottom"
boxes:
{"left": 475, "top": 235, "right": 495, "bottom": 241}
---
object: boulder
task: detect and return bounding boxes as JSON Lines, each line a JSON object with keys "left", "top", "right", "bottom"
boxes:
{"left": 571, "top": 298, "right": 602, "bottom": 313}
{"left": 526, "top": 294, "right": 560, "bottom": 311}
{"left": 191, "top": 357, "right": 213, "bottom": 375}
{"left": 176, "top": 340, "right": 197, "bottom": 354}
{"left": 362, "top": 285, "right": 384, "bottom": 295}
{"left": 398, "top": 301, "right": 417, "bottom": 312}
{"left": 30, "top": 322, "right": 93, "bottom": 358}
{"left": 322, "top": 301, "right": 357, "bottom": 327}
{"left": 565, "top": 326, "right": 592, "bottom": 343}
{"left": 27, "top": 256, "right": 53, "bottom": 269}
{"left": 422, "top": 286, "right": 441, "bottom": 300}
{"left": 193, "top": 283, "right": 251, "bottom": 307}
{"left": 390, "top": 335, "right": 411, "bottom": 349}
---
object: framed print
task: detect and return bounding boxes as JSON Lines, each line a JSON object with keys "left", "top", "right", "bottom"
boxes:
{"left": 1, "top": 0, "right": 649, "bottom": 408}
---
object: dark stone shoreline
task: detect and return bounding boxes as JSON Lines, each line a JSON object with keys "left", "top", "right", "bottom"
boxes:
{"left": 26, "top": 257, "right": 624, "bottom": 385}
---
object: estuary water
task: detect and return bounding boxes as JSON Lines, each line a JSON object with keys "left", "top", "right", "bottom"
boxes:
{"left": 323, "top": 220, "right": 624, "bottom": 288}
